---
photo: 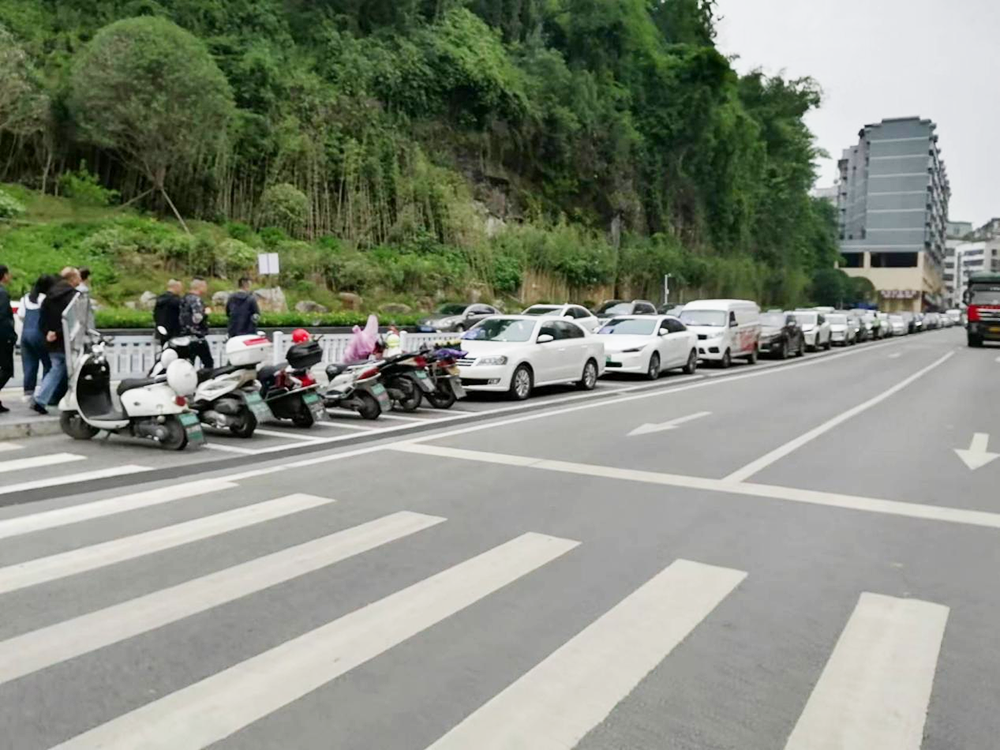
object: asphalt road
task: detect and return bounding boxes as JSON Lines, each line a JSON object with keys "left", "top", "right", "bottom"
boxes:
{"left": 1, "top": 328, "right": 998, "bottom": 749}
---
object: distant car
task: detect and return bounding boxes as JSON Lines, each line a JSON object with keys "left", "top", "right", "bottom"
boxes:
{"left": 946, "top": 308, "right": 962, "bottom": 326}
{"left": 826, "top": 313, "right": 857, "bottom": 346}
{"left": 594, "top": 299, "right": 657, "bottom": 321}
{"left": 889, "top": 314, "right": 908, "bottom": 336}
{"left": 656, "top": 304, "right": 685, "bottom": 316}
{"left": 759, "top": 311, "right": 805, "bottom": 359}
{"left": 596, "top": 315, "right": 698, "bottom": 379}
{"left": 521, "top": 303, "right": 601, "bottom": 332}
{"left": 458, "top": 316, "right": 604, "bottom": 400}
{"left": 793, "top": 311, "right": 831, "bottom": 351}
{"left": 876, "top": 311, "right": 893, "bottom": 338}
{"left": 418, "top": 303, "right": 500, "bottom": 333}
{"left": 847, "top": 310, "right": 872, "bottom": 342}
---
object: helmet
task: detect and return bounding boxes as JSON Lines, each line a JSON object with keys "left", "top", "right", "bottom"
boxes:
{"left": 291, "top": 328, "right": 311, "bottom": 343}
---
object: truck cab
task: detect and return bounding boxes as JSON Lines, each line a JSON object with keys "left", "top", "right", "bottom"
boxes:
{"left": 964, "top": 272, "right": 1000, "bottom": 347}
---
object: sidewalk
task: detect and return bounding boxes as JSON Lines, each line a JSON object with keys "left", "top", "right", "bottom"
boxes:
{"left": 0, "top": 391, "right": 61, "bottom": 440}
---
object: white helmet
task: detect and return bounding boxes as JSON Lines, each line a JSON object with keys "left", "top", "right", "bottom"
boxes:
{"left": 166, "top": 359, "right": 198, "bottom": 397}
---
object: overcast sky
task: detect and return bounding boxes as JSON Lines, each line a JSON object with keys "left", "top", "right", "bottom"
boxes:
{"left": 716, "top": 0, "right": 1000, "bottom": 226}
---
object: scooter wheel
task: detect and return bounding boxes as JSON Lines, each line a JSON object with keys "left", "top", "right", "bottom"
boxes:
{"left": 160, "top": 416, "right": 189, "bottom": 451}
{"left": 425, "top": 388, "right": 457, "bottom": 409}
{"left": 229, "top": 408, "right": 257, "bottom": 438}
{"left": 391, "top": 378, "right": 422, "bottom": 412}
{"left": 60, "top": 410, "right": 100, "bottom": 440}
{"left": 356, "top": 392, "right": 382, "bottom": 420}
{"left": 292, "top": 410, "right": 315, "bottom": 428}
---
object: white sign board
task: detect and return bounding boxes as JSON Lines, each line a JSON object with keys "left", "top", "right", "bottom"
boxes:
{"left": 258, "top": 253, "right": 280, "bottom": 276}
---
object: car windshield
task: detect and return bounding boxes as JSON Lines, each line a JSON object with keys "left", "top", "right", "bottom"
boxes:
{"left": 436, "top": 304, "right": 467, "bottom": 316}
{"left": 462, "top": 318, "right": 535, "bottom": 343}
{"left": 970, "top": 288, "right": 1000, "bottom": 304}
{"left": 598, "top": 318, "right": 657, "bottom": 335}
{"left": 761, "top": 313, "right": 786, "bottom": 327}
{"left": 794, "top": 312, "right": 818, "bottom": 326}
{"left": 523, "top": 306, "right": 562, "bottom": 316}
{"left": 680, "top": 310, "right": 727, "bottom": 327}
{"left": 597, "top": 301, "right": 631, "bottom": 315}
{"left": 827, "top": 314, "right": 847, "bottom": 324}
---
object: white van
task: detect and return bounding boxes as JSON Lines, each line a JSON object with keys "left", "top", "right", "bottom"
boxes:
{"left": 679, "top": 299, "right": 761, "bottom": 368}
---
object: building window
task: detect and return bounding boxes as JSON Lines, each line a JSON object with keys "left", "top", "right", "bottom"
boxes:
{"left": 841, "top": 253, "right": 864, "bottom": 268}
{"left": 871, "top": 252, "right": 918, "bottom": 268}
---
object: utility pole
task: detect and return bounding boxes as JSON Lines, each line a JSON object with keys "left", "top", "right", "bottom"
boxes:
{"left": 663, "top": 274, "right": 672, "bottom": 307}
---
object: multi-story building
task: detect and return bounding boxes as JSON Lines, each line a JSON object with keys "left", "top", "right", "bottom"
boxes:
{"left": 949, "top": 219, "right": 1000, "bottom": 305}
{"left": 836, "top": 117, "right": 949, "bottom": 312}
{"left": 944, "top": 221, "right": 973, "bottom": 306}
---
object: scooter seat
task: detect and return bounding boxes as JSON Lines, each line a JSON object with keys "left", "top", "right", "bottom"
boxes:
{"left": 116, "top": 376, "right": 162, "bottom": 396}
{"left": 198, "top": 363, "right": 249, "bottom": 383}
{"left": 326, "top": 363, "right": 350, "bottom": 378}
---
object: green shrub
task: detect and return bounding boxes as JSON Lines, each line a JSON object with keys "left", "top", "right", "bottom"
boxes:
{"left": 258, "top": 183, "right": 309, "bottom": 235}
{"left": 58, "top": 163, "right": 120, "bottom": 207}
{"left": 0, "top": 188, "right": 26, "bottom": 221}
{"left": 217, "top": 238, "right": 257, "bottom": 275}
{"left": 95, "top": 308, "right": 424, "bottom": 329}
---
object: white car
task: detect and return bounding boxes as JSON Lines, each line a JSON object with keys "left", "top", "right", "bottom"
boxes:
{"left": 521, "top": 303, "right": 601, "bottom": 332}
{"left": 596, "top": 315, "right": 699, "bottom": 379}
{"left": 793, "top": 311, "right": 832, "bottom": 351}
{"left": 826, "top": 313, "right": 856, "bottom": 346}
{"left": 889, "top": 314, "right": 908, "bottom": 336}
{"left": 458, "top": 316, "right": 605, "bottom": 400}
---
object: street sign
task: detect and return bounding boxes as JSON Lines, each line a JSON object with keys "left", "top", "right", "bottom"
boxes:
{"left": 258, "top": 253, "right": 280, "bottom": 276}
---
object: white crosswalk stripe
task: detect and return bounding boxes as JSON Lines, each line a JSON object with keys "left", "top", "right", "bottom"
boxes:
{"left": 0, "top": 441, "right": 23, "bottom": 452}
{"left": 784, "top": 593, "right": 949, "bottom": 750}
{"left": 0, "top": 511, "right": 444, "bottom": 686}
{"left": 427, "top": 559, "right": 746, "bottom": 750}
{"left": 0, "top": 465, "right": 151, "bottom": 496}
{"left": 0, "top": 452, "right": 86, "bottom": 474}
{"left": 0, "top": 493, "right": 336, "bottom": 595}
{"left": 51, "top": 532, "right": 579, "bottom": 750}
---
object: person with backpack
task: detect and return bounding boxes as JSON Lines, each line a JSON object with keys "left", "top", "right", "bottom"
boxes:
{"left": 153, "top": 280, "right": 184, "bottom": 343}
{"left": 16, "top": 274, "right": 56, "bottom": 408}
{"left": 225, "top": 277, "right": 260, "bottom": 338}
{"left": 0, "top": 265, "right": 16, "bottom": 414}
{"left": 180, "top": 277, "right": 213, "bottom": 368}
{"left": 33, "top": 267, "right": 81, "bottom": 414}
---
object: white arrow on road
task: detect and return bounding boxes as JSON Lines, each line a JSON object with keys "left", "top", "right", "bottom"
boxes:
{"left": 628, "top": 411, "right": 712, "bottom": 437}
{"left": 954, "top": 433, "right": 999, "bottom": 471}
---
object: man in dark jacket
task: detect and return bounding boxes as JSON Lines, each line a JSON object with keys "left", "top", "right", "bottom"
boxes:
{"left": 153, "top": 280, "right": 184, "bottom": 343}
{"left": 225, "top": 278, "right": 260, "bottom": 338}
{"left": 33, "top": 267, "right": 80, "bottom": 413}
{"left": 0, "top": 265, "right": 17, "bottom": 414}
{"left": 180, "top": 277, "right": 213, "bottom": 368}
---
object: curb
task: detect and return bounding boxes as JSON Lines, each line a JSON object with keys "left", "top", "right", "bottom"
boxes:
{"left": 0, "top": 416, "right": 62, "bottom": 440}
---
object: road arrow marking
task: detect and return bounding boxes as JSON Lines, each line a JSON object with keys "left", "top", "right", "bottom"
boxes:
{"left": 628, "top": 411, "right": 711, "bottom": 437}
{"left": 954, "top": 433, "right": 999, "bottom": 471}
{"left": 888, "top": 352, "right": 902, "bottom": 359}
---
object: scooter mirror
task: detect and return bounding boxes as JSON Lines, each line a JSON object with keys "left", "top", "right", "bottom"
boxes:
{"left": 156, "top": 325, "right": 168, "bottom": 336}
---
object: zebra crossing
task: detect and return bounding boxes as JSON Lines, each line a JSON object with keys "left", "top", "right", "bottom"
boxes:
{"left": 1, "top": 477, "right": 954, "bottom": 749}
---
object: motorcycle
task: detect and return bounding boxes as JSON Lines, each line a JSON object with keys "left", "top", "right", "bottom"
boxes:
{"left": 257, "top": 334, "right": 328, "bottom": 428}
{"left": 373, "top": 348, "right": 436, "bottom": 412}
{"left": 323, "top": 361, "right": 391, "bottom": 420}
{"left": 422, "top": 346, "right": 467, "bottom": 409}
{"left": 59, "top": 331, "right": 204, "bottom": 450}
{"left": 152, "top": 330, "right": 273, "bottom": 438}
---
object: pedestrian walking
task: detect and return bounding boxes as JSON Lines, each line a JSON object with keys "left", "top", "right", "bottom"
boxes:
{"left": 77, "top": 266, "right": 96, "bottom": 329}
{"left": 0, "top": 265, "right": 17, "bottom": 414}
{"left": 33, "top": 267, "right": 81, "bottom": 414}
{"left": 225, "top": 277, "right": 260, "bottom": 338}
{"left": 16, "top": 274, "right": 56, "bottom": 407}
{"left": 153, "top": 279, "right": 184, "bottom": 343}
{"left": 180, "top": 277, "right": 213, "bottom": 369}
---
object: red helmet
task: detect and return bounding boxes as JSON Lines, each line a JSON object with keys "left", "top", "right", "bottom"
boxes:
{"left": 291, "top": 328, "right": 311, "bottom": 343}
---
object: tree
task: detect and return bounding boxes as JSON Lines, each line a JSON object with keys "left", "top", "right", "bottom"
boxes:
{"left": 0, "top": 24, "right": 48, "bottom": 136}
{"left": 846, "top": 275, "right": 877, "bottom": 306}
{"left": 67, "top": 17, "right": 234, "bottom": 231}
{"left": 811, "top": 267, "right": 850, "bottom": 307}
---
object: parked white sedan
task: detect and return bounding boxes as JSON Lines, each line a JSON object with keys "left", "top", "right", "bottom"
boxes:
{"left": 521, "top": 303, "right": 601, "bottom": 332}
{"left": 458, "top": 316, "right": 605, "bottom": 400}
{"left": 596, "top": 316, "right": 699, "bottom": 379}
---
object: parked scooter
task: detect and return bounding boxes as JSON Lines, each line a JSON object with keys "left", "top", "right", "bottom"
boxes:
{"left": 59, "top": 331, "right": 204, "bottom": 450}
{"left": 422, "top": 345, "right": 467, "bottom": 409}
{"left": 323, "top": 361, "right": 391, "bottom": 419}
{"left": 152, "top": 329, "right": 273, "bottom": 437}
{"left": 257, "top": 329, "right": 328, "bottom": 427}
{"left": 373, "top": 348, "right": 437, "bottom": 412}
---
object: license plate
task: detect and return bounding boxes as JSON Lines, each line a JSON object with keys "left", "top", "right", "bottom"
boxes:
{"left": 303, "top": 391, "right": 327, "bottom": 420}
{"left": 302, "top": 392, "right": 321, "bottom": 405}
{"left": 451, "top": 379, "right": 466, "bottom": 399}
{"left": 372, "top": 383, "right": 386, "bottom": 395}
{"left": 245, "top": 393, "right": 273, "bottom": 421}
{"left": 178, "top": 411, "right": 206, "bottom": 445}
{"left": 990, "top": 327, "right": 1000, "bottom": 334}
{"left": 414, "top": 370, "right": 428, "bottom": 379}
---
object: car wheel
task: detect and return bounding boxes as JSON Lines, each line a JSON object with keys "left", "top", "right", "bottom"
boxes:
{"left": 682, "top": 349, "right": 698, "bottom": 375}
{"left": 968, "top": 334, "right": 984, "bottom": 348}
{"left": 779, "top": 339, "right": 789, "bottom": 360}
{"left": 578, "top": 359, "right": 599, "bottom": 390}
{"left": 645, "top": 352, "right": 660, "bottom": 380}
{"left": 747, "top": 346, "right": 758, "bottom": 365}
{"left": 509, "top": 364, "right": 533, "bottom": 400}
{"left": 824, "top": 337, "right": 832, "bottom": 351}
{"left": 455, "top": 324, "right": 466, "bottom": 333}
{"left": 720, "top": 349, "right": 732, "bottom": 369}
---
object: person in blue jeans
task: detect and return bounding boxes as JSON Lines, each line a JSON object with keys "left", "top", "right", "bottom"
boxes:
{"left": 17, "top": 275, "right": 56, "bottom": 407}
{"left": 33, "top": 268, "right": 80, "bottom": 414}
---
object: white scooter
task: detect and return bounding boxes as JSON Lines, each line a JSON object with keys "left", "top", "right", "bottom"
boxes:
{"left": 60, "top": 332, "right": 204, "bottom": 450}
{"left": 152, "top": 331, "right": 273, "bottom": 438}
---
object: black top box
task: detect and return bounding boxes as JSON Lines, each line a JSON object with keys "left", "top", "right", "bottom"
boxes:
{"left": 287, "top": 341, "right": 323, "bottom": 369}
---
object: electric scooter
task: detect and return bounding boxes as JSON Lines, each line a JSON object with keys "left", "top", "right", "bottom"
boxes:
{"left": 258, "top": 336, "right": 328, "bottom": 427}
{"left": 322, "top": 361, "right": 391, "bottom": 419}
{"left": 59, "top": 332, "right": 204, "bottom": 450}
{"left": 422, "top": 346, "right": 467, "bottom": 409}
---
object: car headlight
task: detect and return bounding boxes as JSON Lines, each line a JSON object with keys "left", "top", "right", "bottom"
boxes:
{"left": 621, "top": 347, "right": 643, "bottom": 354}
{"left": 477, "top": 355, "right": 508, "bottom": 366}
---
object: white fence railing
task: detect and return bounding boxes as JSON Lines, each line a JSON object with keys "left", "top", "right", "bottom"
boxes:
{"left": 5, "top": 331, "right": 453, "bottom": 388}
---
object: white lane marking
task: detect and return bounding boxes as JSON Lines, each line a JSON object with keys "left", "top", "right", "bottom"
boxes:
{"left": 427, "top": 559, "right": 745, "bottom": 750}
{"left": 376, "top": 413, "right": 434, "bottom": 422}
{"left": 313, "top": 420, "right": 380, "bottom": 431}
{"left": 0, "top": 466, "right": 150, "bottom": 496}
{"left": 888, "top": 352, "right": 902, "bottom": 359}
{"left": 996, "top": 355, "right": 1000, "bottom": 363}
{"left": 954, "top": 432, "right": 998, "bottom": 471}
{"left": 251, "top": 428, "right": 326, "bottom": 442}
{"left": 0, "top": 479, "right": 235, "bottom": 541}
{"left": 0, "top": 511, "right": 444, "bottom": 686}
{"left": 628, "top": 411, "right": 712, "bottom": 437}
{"left": 391, "top": 443, "right": 1000, "bottom": 530}
{"left": 0, "top": 442, "right": 22, "bottom": 452}
{"left": 52, "top": 532, "right": 579, "bottom": 750}
{"left": 0, "top": 493, "right": 335, "bottom": 595}
{"left": 0, "top": 452, "right": 86, "bottom": 474}
{"left": 784, "top": 593, "right": 948, "bottom": 750}
{"left": 204, "top": 443, "right": 258, "bottom": 455}
{"left": 724, "top": 352, "right": 954, "bottom": 483}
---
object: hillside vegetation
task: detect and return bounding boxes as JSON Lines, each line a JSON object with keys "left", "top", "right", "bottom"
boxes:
{"left": 0, "top": 0, "right": 845, "bottom": 313}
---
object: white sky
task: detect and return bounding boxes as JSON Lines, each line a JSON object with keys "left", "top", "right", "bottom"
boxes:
{"left": 716, "top": 0, "right": 1000, "bottom": 226}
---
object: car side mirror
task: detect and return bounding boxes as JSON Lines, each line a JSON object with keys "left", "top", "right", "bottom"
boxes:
{"left": 729, "top": 320, "right": 738, "bottom": 328}
{"left": 659, "top": 328, "right": 669, "bottom": 336}
{"left": 537, "top": 334, "right": 554, "bottom": 344}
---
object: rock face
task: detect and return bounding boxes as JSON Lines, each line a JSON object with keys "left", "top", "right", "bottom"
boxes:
{"left": 338, "top": 292, "right": 363, "bottom": 311}
{"left": 124, "top": 300, "right": 138, "bottom": 310}
{"left": 139, "top": 291, "right": 157, "bottom": 311}
{"left": 212, "top": 291, "right": 231, "bottom": 308}
{"left": 254, "top": 287, "right": 288, "bottom": 313}
{"left": 380, "top": 303, "right": 411, "bottom": 315}
{"left": 294, "top": 300, "right": 329, "bottom": 314}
